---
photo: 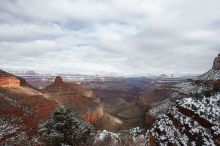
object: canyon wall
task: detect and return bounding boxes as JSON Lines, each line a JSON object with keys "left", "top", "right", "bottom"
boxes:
{"left": 0, "top": 76, "right": 20, "bottom": 88}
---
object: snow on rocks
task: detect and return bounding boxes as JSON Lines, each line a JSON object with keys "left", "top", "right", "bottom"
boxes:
{"left": 149, "top": 114, "right": 189, "bottom": 146}
{"left": 197, "top": 69, "right": 220, "bottom": 81}
{"left": 148, "top": 98, "right": 174, "bottom": 117}
{"left": 144, "top": 93, "right": 220, "bottom": 146}
{"left": 129, "top": 127, "right": 146, "bottom": 142}
{"left": 174, "top": 82, "right": 211, "bottom": 95}
{"left": 93, "top": 127, "right": 148, "bottom": 146}
{"left": 168, "top": 106, "right": 215, "bottom": 144}
{"left": 0, "top": 117, "right": 28, "bottom": 146}
{"left": 176, "top": 95, "right": 220, "bottom": 126}
{"left": 94, "top": 130, "right": 121, "bottom": 146}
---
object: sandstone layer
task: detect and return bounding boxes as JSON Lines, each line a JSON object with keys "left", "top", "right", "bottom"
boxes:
{"left": 0, "top": 69, "right": 20, "bottom": 87}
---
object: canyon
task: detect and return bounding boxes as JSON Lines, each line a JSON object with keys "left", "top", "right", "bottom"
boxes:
{"left": 1, "top": 53, "right": 219, "bottom": 146}
{"left": 11, "top": 70, "right": 187, "bottom": 131}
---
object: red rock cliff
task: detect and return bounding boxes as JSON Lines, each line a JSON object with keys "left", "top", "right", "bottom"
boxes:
{"left": 0, "top": 70, "right": 20, "bottom": 87}
{"left": 0, "top": 76, "right": 20, "bottom": 87}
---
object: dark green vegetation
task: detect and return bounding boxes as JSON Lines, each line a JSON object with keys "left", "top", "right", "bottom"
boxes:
{"left": 39, "top": 107, "right": 94, "bottom": 146}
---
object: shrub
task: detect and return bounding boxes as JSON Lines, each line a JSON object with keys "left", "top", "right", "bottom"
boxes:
{"left": 191, "top": 88, "right": 219, "bottom": 99}
{"left": 39, "top": 106, "right": 94, "bottom": 146}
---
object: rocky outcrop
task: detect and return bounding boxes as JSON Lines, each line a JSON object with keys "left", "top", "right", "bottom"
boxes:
{"left": 44, "top": 76, "right": 105, "bottom": 128}
{"left": 0, "top": 69, "right": 20, "bottom": 88}
{"left": 0, "top": 76, "right": 20, "bottom": 88}
{"left": 213, "top": 53, "right": 220, "bottom": 70}
{"left": 176, "top": 53, "right": 220, "bottom": 96}
{"left": 45, "top": 76, "right": 81, "bottom": 94}
{"left": 54, "top": 76, "right": 63, "bottom": 83}
{"left": 45, "top": 76, "right": 88, "bottom": 94}
{"left": 145, "top": 95, "right": 220, "bottom": 146}
{"left": 196, "top": 53, "right": 220, "bottom": 81}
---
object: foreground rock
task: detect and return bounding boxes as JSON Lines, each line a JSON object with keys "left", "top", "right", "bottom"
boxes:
{"left": 144, "top": 53, "right": 220, "bottom": 146}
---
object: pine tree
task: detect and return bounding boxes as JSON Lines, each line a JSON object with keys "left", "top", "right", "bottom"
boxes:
{"left": 39, "top": 106, "right": 94, "bottom": 146}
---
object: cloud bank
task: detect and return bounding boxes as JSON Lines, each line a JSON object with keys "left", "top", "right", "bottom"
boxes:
{"left": 0, "top": 0, "right": 220, "bottom": 75}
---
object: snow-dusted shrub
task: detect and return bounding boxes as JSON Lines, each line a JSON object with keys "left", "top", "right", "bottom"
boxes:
{"left": 38, "top": 106, "right": 94, "bottom": 146}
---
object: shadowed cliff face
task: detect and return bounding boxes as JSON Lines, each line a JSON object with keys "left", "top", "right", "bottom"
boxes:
{"left": 213, "top": 53, "right": 220, "bottom": 70}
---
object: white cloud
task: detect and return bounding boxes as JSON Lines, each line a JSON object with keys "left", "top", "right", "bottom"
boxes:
{"left": 0, "top": 23, "right": 67, "bottom": 41}
{"left": 0, "top": 0, "right": 220, "bottom": 75}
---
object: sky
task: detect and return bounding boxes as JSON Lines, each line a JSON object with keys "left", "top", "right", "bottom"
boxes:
{"left": 0, "top": 0, "right": 220, "bottom": 75}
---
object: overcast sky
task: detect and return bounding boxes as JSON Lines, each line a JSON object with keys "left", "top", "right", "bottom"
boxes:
{"left": 0, "top": 0, "right": 220, "bottom": 75}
